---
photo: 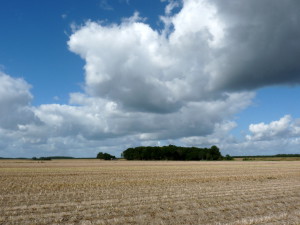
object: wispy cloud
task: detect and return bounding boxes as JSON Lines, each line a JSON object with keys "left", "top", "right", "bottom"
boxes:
{"left": 99, "top": 0, "right": 114, "bottom": 11}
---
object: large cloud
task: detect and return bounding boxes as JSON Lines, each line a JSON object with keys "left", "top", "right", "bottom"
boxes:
{"left": 69, "top": 0, "right": 300, "bottom": 113}
{"left": 68, "top": 7, "right": 225, "bottom": 113}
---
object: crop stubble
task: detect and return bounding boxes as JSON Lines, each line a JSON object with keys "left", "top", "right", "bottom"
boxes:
{"left": 0, "top": 160, "right": 299, "bottom": 224}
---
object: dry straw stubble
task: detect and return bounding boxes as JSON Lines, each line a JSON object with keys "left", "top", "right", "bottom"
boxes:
{"left": 0, "top": 160, "right": 299, "bottom": 224}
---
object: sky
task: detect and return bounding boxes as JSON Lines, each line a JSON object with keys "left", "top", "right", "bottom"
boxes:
{"left": 0, "top": 0, "right": 300, "bottom": 158}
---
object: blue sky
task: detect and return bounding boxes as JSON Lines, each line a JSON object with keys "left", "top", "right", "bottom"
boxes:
{"left": 0, "top": 0, "right": 300, "bottom": 157}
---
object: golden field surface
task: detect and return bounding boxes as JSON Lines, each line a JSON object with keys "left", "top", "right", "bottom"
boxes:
{"left": 0, "top": 160, "right": 299, "bottom": 225}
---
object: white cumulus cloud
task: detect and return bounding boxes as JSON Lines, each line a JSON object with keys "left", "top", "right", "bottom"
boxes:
{"left": 246, "top": 115, "right": 300, "bottom": 141}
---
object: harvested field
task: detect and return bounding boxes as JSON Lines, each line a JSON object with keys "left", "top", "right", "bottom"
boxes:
{"left": 0, "top": 160, "right": 299, "bottom": 224}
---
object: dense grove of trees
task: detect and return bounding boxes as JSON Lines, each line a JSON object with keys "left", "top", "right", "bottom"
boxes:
{"left": 97, "top": 152, "right": 116, "bottom": 160}
{"left": 122, "top": 145, "right": 224, "bottom": 160}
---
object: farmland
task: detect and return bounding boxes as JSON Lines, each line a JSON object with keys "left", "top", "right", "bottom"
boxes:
{"left": 0, "top": 160, "right": 299, "bottom": 224}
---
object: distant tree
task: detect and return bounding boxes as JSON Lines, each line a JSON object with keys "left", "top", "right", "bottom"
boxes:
{"left": 210, "top": 145, "right": 222, "bottom": 160}
{"left": 97, "top": 152, "right": 116, "bottom": 160}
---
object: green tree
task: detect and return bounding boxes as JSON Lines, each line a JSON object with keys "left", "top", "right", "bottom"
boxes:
{"left": 97, "top": 152, "right": 116, "bottom": 160}
{"left": 210, "top": 145, "right": 222, "bottom": 160}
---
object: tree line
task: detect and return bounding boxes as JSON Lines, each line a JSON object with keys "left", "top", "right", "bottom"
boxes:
{"left": 121, "top": 145, "right": 228, "bottom": 160}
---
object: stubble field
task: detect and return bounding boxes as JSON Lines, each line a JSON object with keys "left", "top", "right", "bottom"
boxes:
{"left": 0, "top": 160, "right": 299, "bottom": 225}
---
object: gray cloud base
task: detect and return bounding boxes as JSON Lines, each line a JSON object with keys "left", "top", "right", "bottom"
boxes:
{"left": 210, "top": 0, "right": 300, "bottom": 91}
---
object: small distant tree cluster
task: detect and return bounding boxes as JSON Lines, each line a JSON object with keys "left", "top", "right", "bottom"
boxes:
{"left": 97, "top": 152, "right": 116, "bottom": 160}
{"left": 122, "top": 145, "right": 226, "bottom": 161}
{"left": 32, "top": 157, "right": 52, "bottom": 161}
